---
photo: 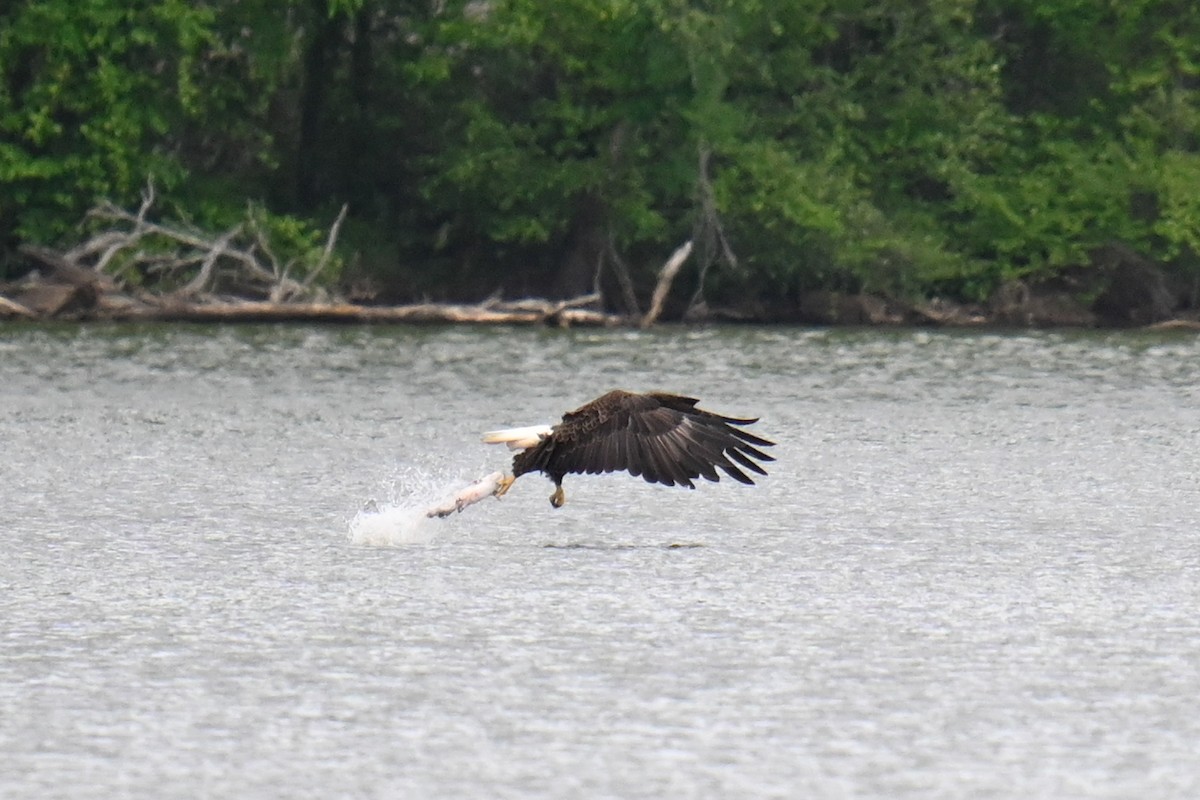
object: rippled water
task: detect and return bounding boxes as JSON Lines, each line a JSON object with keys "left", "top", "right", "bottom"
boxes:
{"left": 3, "top": 323, "right": 1199, "bottom": 798}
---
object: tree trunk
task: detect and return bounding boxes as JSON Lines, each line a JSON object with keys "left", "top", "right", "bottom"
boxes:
{"left": 344, "top": 3, "right": 374, "bottom": 202}
{"left": 550, "top": 193, "right": 607, "bottom": 300}
{"left": 296, "top": 2, "right": 343, "bottom": 207}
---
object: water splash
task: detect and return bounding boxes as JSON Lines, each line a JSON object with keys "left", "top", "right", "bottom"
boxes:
{"left": 347, "top": 466, "right": 446, "bottom": 545}
{"left": 348, "top": 501, "right": 438, "bottom": 545}
{"left": 347, "top": 465, "right": 496, "bottom": 546}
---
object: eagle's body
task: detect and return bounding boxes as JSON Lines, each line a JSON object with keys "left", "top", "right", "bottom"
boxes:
{"left": 482, "top": 390, "right": 774, "bottom": 507}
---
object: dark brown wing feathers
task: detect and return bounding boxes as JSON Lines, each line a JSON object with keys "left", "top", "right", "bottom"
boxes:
{"left": 511, "top": 390, "right": 775, "bottom": 488}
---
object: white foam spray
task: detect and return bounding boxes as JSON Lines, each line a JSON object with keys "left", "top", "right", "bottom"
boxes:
{"left": 348, "top": 501, "right": 438, "bottom": 546}
{"left": 347, "top": 465, "right": 500, "bottom": 546}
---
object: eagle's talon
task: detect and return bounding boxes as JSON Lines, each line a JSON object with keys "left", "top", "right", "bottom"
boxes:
{"left": 549, "top": 486, "right": 565, "bottom": 508}
{"left": 493, "top": 474, "right": 516, "bottom": 499}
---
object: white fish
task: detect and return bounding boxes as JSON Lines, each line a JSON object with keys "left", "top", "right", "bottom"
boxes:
{"left": 424, "top": 470, "right": 508, "bottom": 518}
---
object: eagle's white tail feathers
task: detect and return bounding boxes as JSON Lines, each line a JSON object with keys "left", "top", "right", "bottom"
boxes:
{"left": 481, "top": 424, "right": 553, "bottom": 450}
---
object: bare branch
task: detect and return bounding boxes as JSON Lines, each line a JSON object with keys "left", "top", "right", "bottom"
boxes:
{"left": 138, "top": 180, "right": 156, "bottom": 222}
{"left": 302, "top": 203, "right": 349, "bottom": 290}
{"left": 177, "top": 225, "right": 242, "bottom": 297}
{"left": 641, "top": 240, "right": 693, "bottom": 328}
{"left": 688, "top": 145, "right": 740, "bottom": 318}
{"left": 605, "top": 235, "right": 641, "bottom": 317}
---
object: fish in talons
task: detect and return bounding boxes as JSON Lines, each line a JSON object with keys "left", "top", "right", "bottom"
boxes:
{"left": 423, "top": 471, "right": 510, "bottom": 518}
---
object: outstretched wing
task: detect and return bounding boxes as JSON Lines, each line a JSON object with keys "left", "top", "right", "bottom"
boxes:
{"left": 522, "top": 390, "right": 775, "bottom": 488}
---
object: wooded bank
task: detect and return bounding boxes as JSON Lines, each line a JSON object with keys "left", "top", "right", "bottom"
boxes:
{"left": 2, "top": 2, "right": 1199, "bottom": 323}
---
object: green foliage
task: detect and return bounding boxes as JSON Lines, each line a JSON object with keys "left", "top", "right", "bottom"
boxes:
{"left": 416, "top": 0, "right": 694, "bottom": 285}
{"left": 0, "top": 0, "right": 217, "bottom": 244}
{"left": 1153, "top": 152, "right": 1200, "bottom": 260}
{"left": 971, "top": 0, "right": 1200, "bottom": 292}
{"left": 2, "top": 0, "right": 1198, "bottom": 308}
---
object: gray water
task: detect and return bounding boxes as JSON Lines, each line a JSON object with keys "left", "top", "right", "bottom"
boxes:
{"left": 2, "top": 323, "right": 1199, "bottom": 798}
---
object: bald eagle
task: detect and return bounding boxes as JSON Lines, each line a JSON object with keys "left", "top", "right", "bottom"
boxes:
{"left": 481, "top": 390, "right": 775, "bottom": 508}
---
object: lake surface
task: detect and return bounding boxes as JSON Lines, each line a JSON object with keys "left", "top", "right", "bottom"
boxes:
{"left": 2, "top": 323, "right": 1199, "bottom": 798}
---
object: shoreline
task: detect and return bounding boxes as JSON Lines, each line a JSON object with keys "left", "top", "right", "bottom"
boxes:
{"left": 2, "top": 290, "right": 1198, "bottom": 331}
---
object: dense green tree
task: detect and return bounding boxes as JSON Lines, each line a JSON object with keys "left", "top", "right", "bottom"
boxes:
{"left": 413, "top": 0, "right": 1018, "bottom": 303}
{"left": 1, "top": 0, "right": 1197, "bottom": 311}
{"left": 0, "top": 1, "right": 216, "bottom": 247}
{"left": 0, "top": 0, "right": 365, "bottom": 279}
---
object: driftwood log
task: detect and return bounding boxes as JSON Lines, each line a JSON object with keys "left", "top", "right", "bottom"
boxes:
{"left": 0, "top": 294, "right": 37, "bottom": 318}
{"left": 96, "top": 295, "right": 624, "bottom": 326}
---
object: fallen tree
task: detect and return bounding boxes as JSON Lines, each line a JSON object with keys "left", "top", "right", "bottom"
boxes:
{"left": 1, "top": 186, "right": 627, "bottom": 327}
{"left": 98, "top": 294, "right": 622, "bottom": 326}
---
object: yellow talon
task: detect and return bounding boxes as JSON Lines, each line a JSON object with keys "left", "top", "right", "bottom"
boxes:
{"left": 549, "top": 485, "right": 565, "bottom": 508}
{"left": 493, "top": 474, "right": 516, "bottom": 498}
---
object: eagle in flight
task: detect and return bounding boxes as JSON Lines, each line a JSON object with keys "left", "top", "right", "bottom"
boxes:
{"left": 481, "top": 390, "right": 775, "bottom": 508}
